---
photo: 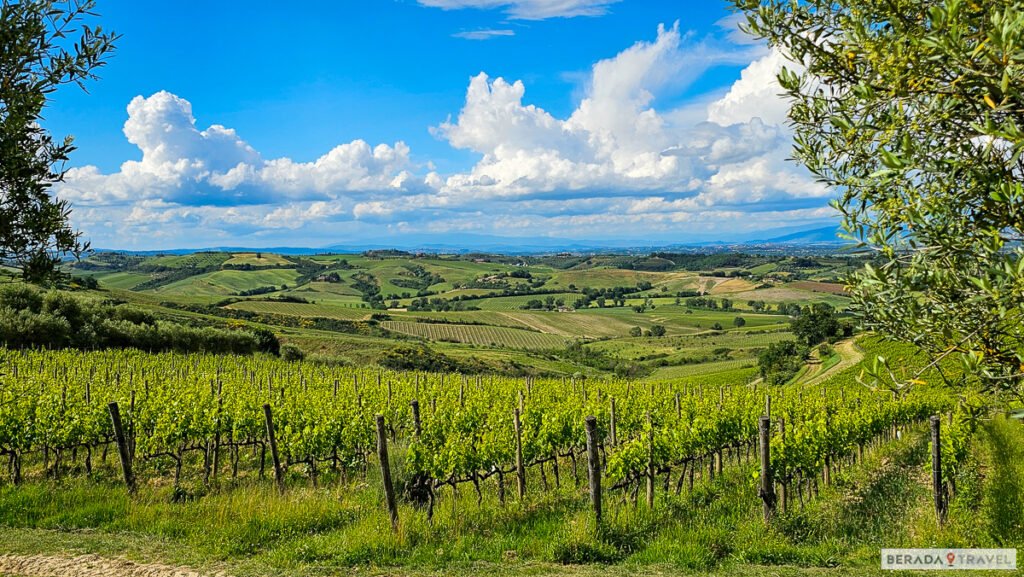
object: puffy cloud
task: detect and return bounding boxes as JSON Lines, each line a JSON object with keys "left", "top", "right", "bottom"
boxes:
{"left": 417, "top": 0, "right": 619, "bottom": 20}
{"left": 707, "top": 49, "right": 791, "bottom": 126}
{"left": 431, "top": 23, "right": 815, "bottom": 209}
{"left": 60, "top": 24, "right": 835, "bottom": 250}
{"left": 61, "top": 91, "right": 430, "bottom": 210}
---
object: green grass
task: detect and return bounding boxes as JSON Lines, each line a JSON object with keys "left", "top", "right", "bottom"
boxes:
{"left": 818, "top": 352, "right": 842, "bottom": 373}
{"left": 389, "top": 310, "right": 536, "bottom": 330}
{"left": 981, "top": 417, "right": 1024, "bottom": 544}
{"left": 575, "top": 305, "right": 787, "bottom": 336}
{"left": 748, "top": 263, "right": 779, "bottom": 274}
{"left": 588, "top": 330, "right": 791, "bottom": 360}
{"left": 646, "top": 358, "right": 758, "bottom": 382}
{"left": 474, "top": 293, "right": 581, "bottom": 311}
{"left": 911, "top": 415, "right": 1024, "bottom": 549}
{"left": 87, "top": 271, "right": 152, "bottom": 290}
{"left": 145, "top": 252, "right": 231, "bottom": 269}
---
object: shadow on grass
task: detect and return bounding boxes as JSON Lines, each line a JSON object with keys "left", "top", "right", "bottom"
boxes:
{"left": 773, "top": 431, "right": 929, "bottom": 553}
{"left": 983, "top": 417, "right": 1024, "bottom": 545}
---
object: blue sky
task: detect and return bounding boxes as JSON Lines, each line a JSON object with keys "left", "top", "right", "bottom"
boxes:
{"left": 51, "top": 0, "right": 837, "bottom": 249}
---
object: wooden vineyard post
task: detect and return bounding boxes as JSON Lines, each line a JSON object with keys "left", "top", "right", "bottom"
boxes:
{"left": 585, "top": 416, "right": 602, "bottom": 523}
{"left": 778, "top": 418, "right": 787, "bottom": 514}
{"left": 930, "top": 416, "right": 947, "bottom": 525}
{"left": 107, "top": 402, "right": 135, "bottom": 494}
{"left": 376, "top": 415, "right": 399, "bottom": 531}
{"left": 758, "top": 416, "right": 776, "bottom": 522}
{"left": 84, "top": 380, "right": 93, "bottom": 475}
{"left": 646, "top": 412, "right": 655, "bottom": 508}
{"left": 411, "top": 400, "right": 422, "bottom": 437}
{"left": 263, "top": 404, "right": 285, "bottom": 495}
{"left": 514, "top": 408, "right": 526, "bottom": 499}
{"left": 609, "top": 398, "right": 617, "bottom": 446}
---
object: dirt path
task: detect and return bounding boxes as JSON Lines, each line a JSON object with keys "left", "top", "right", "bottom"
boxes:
{"left": 802, "top": 337, "right": 864, "bottom": 387}
{"left": 0, "top": 554, "right": 228, "bottom": 577}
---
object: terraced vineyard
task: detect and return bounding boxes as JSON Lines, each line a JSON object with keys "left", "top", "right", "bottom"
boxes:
{"left": 152, "top": 269, "right": 302, "bottom": 296}
{"left": 227, "top": 300, "right": 372, "bottom": 320}
{"left": 381, "top": 320, "right": 569, "bottom": 349}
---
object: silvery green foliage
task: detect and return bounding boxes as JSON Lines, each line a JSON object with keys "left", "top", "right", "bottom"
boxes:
{"left": 0, "top": 1, "right": 118, "bottom": 283}
{"left": 733, "top": 0, "right": 1024, "bottom": 399}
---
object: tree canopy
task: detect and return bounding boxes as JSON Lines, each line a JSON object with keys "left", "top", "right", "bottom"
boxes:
{"left": 0, "top": 0, "right": 117, "bottom": 283}
{"left": 791, "top": 303, "right": 841, "bottom": 346}
{"left": 733, "top": 0, "right": 1024, "bottom": 400}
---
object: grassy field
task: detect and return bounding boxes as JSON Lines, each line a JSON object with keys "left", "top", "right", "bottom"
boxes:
{"left": 707, "top": 277, "right": 758, "bottom": 294}
{"left": 283, "top": 280, "right": 365, "bottom": 300}
{"left": 473, "top": 293, "right": 581, "bottom": 311}
{"left": 589, "top": 330, "right": 791, "bottom": 359}
{"left": 146, "top": 252, "right": 230, "bottom": 269}
{"left": 223, "top": 252, "right": 293, "bottom": 266}
{"left": 789, "top": 280, "right": 847, "bottom": 295}
{"left": 497, "top": 311, "right": 635, "bottom": 338}
{"left": 81, "top": 271, "right": 151, "bottom": 290}
{"left": 548, "top": 269, "right": 697, "bottom": 291}
{"left": 727, "top": 286, "right": 850, "bottom": 309}
{"left": 645, "top": 357, "right": 758, "bottom": 381}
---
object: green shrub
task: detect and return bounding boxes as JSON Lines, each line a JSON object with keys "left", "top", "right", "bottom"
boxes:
{"left": 281, "top": 344, "right": 306, "bottom": 361}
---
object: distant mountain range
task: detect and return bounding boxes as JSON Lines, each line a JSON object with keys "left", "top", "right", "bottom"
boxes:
{"left": 95, "top": 225, "right": 849, "bottom": 255}
{"left": 751, "top": 226, "right": 846, "bottom": 244}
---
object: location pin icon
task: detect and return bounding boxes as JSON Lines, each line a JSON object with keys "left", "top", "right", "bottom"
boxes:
{"left": 947, "top": 552, "right": 956, "bottom": 566}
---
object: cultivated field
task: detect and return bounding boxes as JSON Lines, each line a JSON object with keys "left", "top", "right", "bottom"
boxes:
{"left": 381, "top": 320, "right": 569, "bottom": 349}
{"left": 227, "top": 300, "right": 372, "bottom": 320}
{"left": 69, "top": 251, "right": 853, "bottom": 375}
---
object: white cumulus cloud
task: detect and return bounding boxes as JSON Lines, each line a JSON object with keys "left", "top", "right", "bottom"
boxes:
{"left": 61, "top": 91, "right": 431, "bottom": 211}
{"left": 429, "top": 23, "right": 819, "bottom": 209}
{"left": 58, "top": 23, "right": 835, "bottom": 250}
{"left": 418, "top": 0, "right": 619, "bottom": 20}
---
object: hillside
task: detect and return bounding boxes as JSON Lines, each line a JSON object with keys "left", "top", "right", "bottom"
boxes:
{"left": 67, "top": 250, "right": 855, "bottom": 378}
